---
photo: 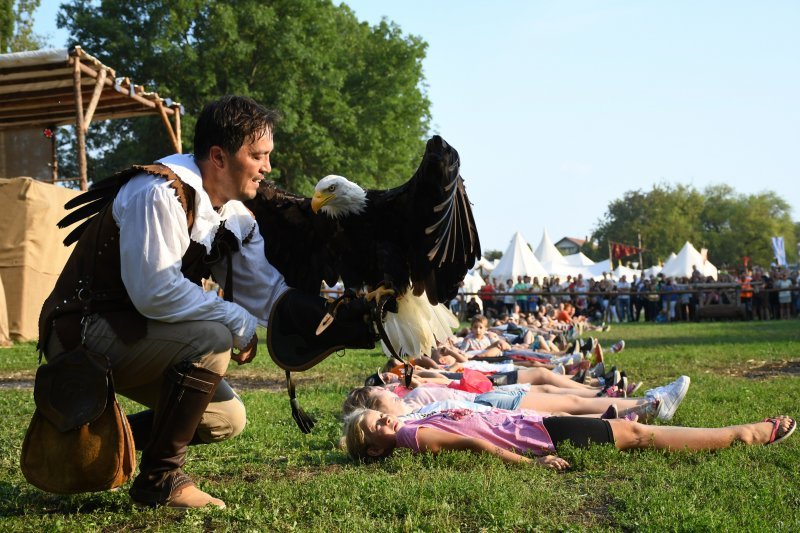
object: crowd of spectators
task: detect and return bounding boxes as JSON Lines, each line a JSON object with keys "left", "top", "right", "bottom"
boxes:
{"left": 453, "top": 265, "right": 799, "bottom": 324}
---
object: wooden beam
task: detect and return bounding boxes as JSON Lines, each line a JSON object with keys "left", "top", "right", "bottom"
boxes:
{"left": 0, "top": 61, "right": 68, "bottom": 76}
{"left": 156, "top": 99, "right": 181, "bottom": 153}
{"left": 82, "top": 68, "right": 107, "bottom": 130}
{"left": 0, "top": 108, "right": 168, "bottom": 129}
{"left": 72, "top": 56, "right": 88, "bottom": 191}
{"left": 51, "top": 128, "right": 58, "bottom": 184}
{"left": 173, "top": 105, "right": 182, "bottom": 153}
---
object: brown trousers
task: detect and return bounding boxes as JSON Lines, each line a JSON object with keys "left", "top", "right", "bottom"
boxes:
{"left": 45, "top": 316, "right": 246, "bottom": 443}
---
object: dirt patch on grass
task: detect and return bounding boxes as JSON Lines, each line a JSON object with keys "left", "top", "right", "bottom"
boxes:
{"left": 725, "top": 359, "right": 800, "bottom": 379}
{"left": 0, "top": 371, "right": 323, "bottom": 391}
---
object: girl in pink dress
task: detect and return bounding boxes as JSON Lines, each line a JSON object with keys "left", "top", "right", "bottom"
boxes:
{"left": 343, "top": 408, "right": 795, "bottom": 469}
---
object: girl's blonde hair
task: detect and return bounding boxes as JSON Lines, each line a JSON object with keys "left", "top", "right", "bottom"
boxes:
{"left": 342, "top": 408, "right": 385, "bottom": 461}
{"left": 342, "top": 386, "right": 381, "bottom": 416}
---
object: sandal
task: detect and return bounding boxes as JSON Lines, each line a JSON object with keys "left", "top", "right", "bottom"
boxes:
{"left": 764, "top": 416, "right": 797, "bottom": 445}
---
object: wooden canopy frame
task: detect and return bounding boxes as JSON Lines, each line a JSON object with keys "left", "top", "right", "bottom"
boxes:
{"left": 0, "top": 46, "right": 183, "bottom": 190}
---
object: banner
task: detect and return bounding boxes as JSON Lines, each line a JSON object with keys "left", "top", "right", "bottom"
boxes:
{"left": 610, "top": 241, "right": 644, "bottom": 260}
{"left": 772, "top": 236, "right": 786, "bottom": 266}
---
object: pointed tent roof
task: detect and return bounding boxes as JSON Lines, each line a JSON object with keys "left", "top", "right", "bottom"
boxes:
{"left": 462, "top": 271, "right": 486, "bottom": 293}
{"left": 660, "top": 242, "right": 718, "bottom": 280}
{"left": 534, "top": 228, "right": 567, "bottom": 265}
{"left": 642, "top": 265, "right": 662, "bottom": 279}
{"left": 563, "top": 252, "right": 596, "bottom": 267}
{"left": 491, "top": 231, "right": 549, "bottom": 281}
{"left": 661, "top": 252, "right": 678, "bottom": 270}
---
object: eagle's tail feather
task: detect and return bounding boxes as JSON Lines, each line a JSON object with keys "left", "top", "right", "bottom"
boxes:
{"left": 380, "top": 291, "right": 459, "bottom": 357}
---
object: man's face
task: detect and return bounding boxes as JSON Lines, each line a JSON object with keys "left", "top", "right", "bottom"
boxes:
{"left": 224, "top": 132, "right": 273, "bottom": 201}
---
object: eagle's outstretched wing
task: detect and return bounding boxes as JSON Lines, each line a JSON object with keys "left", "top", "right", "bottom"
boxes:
{"left": 367, "top": 135, "right": 481, "bottom": 305}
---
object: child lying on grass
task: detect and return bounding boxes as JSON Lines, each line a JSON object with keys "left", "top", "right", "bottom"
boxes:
{"left": 343, "top": 408, "right": 796, "bottom": 468}
{"left": 343, "top": 375, "right": 689, "bottom": 423}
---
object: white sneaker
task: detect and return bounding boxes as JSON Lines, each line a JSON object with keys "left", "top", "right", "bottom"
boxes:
{"left": 552, "top": 363, "right": 566, "bottom": 375}
{"left": 610, "top": 340, "right": 626, "bottom": 354}
{"left": 645, "top": 376, "right": 690, "bottom": 421}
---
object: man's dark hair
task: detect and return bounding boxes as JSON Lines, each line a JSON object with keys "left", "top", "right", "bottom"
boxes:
{"left": 193, "top": 95, "right": 281, "bottom": 159}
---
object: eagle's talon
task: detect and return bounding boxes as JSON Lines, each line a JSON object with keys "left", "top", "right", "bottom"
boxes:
{"left": 366, "top": 285, "right": 396, "bottom": 303}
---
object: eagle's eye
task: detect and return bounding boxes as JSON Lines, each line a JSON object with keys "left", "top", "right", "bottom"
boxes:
{"left": 328, "top": 185, "right": 336, "bottom": 192}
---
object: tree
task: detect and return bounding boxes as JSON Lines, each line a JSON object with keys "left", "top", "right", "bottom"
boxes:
{"left": 57, "top": 0, "right": 431, "bottom": 193}
{"left": 1, "top": 0, "right": 45, "bottom": 52}
{"left": 591, "top": 183, "right": 704, "bottom": 266}
{"left": 593, "top": 183, "right": 797, "bottom": 269}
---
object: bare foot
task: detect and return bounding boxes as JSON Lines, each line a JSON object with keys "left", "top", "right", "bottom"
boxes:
{"left": 758, "top": 416, "right": 796, "bottom": 445}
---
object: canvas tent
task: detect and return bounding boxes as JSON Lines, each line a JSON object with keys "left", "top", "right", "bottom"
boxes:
{"left": 491, "top": 231, "right": 548, "bottom": 282}
{"left": 0, "top": 274, "right": 10, "bottom": 346}
{"left": 613, "top": 265, "right": 641, "bottom": 281}
{"left": 563, "top": 252, "right": 595, "bottom": 267}
{"left": 534, "top": 229, "right": 566, "bottom": 265}
{"left": 472, "top": 256, "right": 498, "bottom": 277}
{"left": 461, "top": 271, "right": 486, "bottom": 311}
{"left": 660, "top": 242, "right": 718, "bottom": 280}
{"left": 0, "top": 178, "right": 80, "bottom": 341}
{"left": 642, "top": 265, "right": 662, "bottom": 279}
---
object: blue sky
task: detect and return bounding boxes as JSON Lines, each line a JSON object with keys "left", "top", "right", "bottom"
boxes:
{"left": 34, "top": 1, "right": 799, "bottom": 254}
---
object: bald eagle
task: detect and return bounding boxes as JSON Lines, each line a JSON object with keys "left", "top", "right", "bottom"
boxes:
{"left": 245, "top": 135, "right": 481, "bottom": 356}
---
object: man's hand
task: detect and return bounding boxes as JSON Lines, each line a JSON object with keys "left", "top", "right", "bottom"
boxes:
{"left": 232, "top": 333, "right": 258, "bottom": 365}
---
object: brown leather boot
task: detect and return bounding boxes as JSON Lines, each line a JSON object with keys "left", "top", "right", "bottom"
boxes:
{"left": 127, "top": 410, "right": 206, "bottom": 451}
{"left": 128, "top": 363, "right": 226, "bottom": 509}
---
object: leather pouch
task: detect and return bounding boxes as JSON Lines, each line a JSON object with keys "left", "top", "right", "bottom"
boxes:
{"left": 20, "top": 346, "right": 136, "bottom": 494}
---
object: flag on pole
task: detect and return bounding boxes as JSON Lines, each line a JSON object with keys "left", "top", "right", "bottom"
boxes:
{"left": 610, "top": 241, "right": 644, "bottom": 260}
{"left": 771, "top": 236, "right": 786, "bottom": 266}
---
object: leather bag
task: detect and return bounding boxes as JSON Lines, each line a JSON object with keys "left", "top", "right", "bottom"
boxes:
{"left": 20, "top": 346, "right": 136, "bottom": 494}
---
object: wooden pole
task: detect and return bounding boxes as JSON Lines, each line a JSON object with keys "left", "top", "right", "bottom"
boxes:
{"left": 72, "top": 57, "right": 88, "bottom": 191}
{"left": 50, "top": 127, "right": 58, "bottom": 184}
{"left": 608, "top": 240, "right": 613, "bottom": 271}
{"left": 156, "top": 99, "right": 181, "bottom": 153}
{"left": 82, "top": 67, "right": 107, "bottom": 130}
{"left": 638, "top": 233, "right": 644, "bottom": 270}
{"left": 173, "top": 105, "right": 182, "bottom": 153}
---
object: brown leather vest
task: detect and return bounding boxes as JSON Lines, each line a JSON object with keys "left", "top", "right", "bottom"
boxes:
{"left": 39, "top": 164, "right": 235, "bottom": 351}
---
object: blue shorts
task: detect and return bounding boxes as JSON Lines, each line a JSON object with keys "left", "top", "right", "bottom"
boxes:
{"left": 474, "top": 388, "right": 527, "bottom": 410}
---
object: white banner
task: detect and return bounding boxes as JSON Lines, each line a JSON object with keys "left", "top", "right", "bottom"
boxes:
{"left": 772, "top": 236, "right": 786, "bottom": 266}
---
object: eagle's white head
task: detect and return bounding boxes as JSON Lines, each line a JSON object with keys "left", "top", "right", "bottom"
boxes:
{"left": 311, "top": 175, "right": 367, "bottom": 218}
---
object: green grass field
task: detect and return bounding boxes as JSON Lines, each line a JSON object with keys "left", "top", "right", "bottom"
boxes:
{"left": 1, "top": 320, "right": 799, "bottom": 531}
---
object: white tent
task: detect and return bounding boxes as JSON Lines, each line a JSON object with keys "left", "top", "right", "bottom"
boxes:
{"left": 642, "top": 265, "right": 662, "bottom": 279}
{"left": 584, "top": 259, "right": 613, "bottom": 281}
{"left": 534, "top": 229, "right": 567, "bottom": 265}
{"left": 660, "top": 242, "right": 718, "bottom": 280}
{"left": 563, "top": 252, "right": 596, "bottom": 267}
{"left": 491, "top": 231, "right": 549, "bottom": 282}
{"left": 472, "top": 256, "right": 497, "bottom": 274}
{"left": 613, "top": 265, "right": 641, "bottom": 281}
{"left": 461, "top": 271, "right": 486, "bottom": 311}
{"left": 661, "top": 252, "right": 678, "bottom": 271}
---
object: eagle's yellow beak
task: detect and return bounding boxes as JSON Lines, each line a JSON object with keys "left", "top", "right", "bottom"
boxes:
{"left": 311, "top": 191, "right": 335, "bottom": 213}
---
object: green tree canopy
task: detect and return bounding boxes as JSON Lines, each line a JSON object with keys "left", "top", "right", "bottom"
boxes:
{"left": 57, "top": 0, "right": 431, "bottom": 194}
{"left": 1, "top": 0, "right": 44, "bottom": 52}
{"left": 591, "top": 183, "right": 796, "bottom": 269}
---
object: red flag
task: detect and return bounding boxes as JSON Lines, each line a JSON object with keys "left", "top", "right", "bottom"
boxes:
{"left": 611, "top": 241, "right": 643, "bottom": 260}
